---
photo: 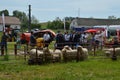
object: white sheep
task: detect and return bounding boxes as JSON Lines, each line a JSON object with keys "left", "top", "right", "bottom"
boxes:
{"left": 104, "top": 47, "right": 120, "bottom": 57}
{"left": 28, "top": 48, "right": 44, "bottom": 65}
{"left": 77, "top": 46, "right": 88, "bottom": 61}
{"left": 43, "top": 47, "right": 62, "bottom": 62}
{"left": 62, "top": 46, "right": 77, "bottom": 62}
{"left": 29, "top": 49, "right": 43, "bottom": 58}
{"left": 62, "top": 45, "right": 88, "bottom": 62}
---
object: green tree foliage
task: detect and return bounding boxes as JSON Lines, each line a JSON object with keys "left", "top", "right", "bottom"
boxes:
{"left": 65, "top": 17, "right": 75, "bottom": 22}
{"left": 12, "top": 10, "right": 40, "bottom": 30}
{"left": 47, "top": 20, "right": 64, "bottom": 29}
{"left": 31, "top": 23, "right": 41, "bottom": 29}
{"left": 47, "top": 17, "right": 70, "bottom": 30}
{"left": 13, "top": 10, "right": 29, "bottom": 24}
{"left": 13, "top": 10, "right": 28, "bottom": 29}
{"left": 65, "top": 21, "right": 70, "bottom": 30}
{"left": 0, "top": 9, "right": 9, "bottom": 16}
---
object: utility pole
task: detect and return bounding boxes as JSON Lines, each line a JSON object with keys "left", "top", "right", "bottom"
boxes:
{"left": 64, "top": 18, "right": 66, "bottom": 32}
{"left": 28, "top": 5, "right": 31, "bottom": 32}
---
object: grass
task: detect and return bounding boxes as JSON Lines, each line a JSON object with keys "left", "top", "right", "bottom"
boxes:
{"left": 0, "top": 42, "right": 120, "bottom": 80}
{"left": 0, "top": 58, "right": 120, "bottom": 80}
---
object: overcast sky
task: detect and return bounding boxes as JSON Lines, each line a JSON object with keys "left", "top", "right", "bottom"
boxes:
{"left": 0, "top": 0, "right": 120, "bottom": 22}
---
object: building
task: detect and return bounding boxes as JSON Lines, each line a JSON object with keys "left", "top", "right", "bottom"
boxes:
{"left": 0, "top": 16, "right": 21, "bottom": 31}
{"left": 70, "top": 18, "right": 120, "bottom": 31}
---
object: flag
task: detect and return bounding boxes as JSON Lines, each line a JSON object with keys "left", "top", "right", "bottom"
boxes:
{"left": 2, "top": 13, "right": 5, "bottom": 32}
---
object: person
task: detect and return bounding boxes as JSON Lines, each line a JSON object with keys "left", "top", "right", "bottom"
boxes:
{"left": 16, "top": 32, "right": 21, "bottom": 49}
{"left": 1, "top": 32, "right": 8, "bottom": 55}
{"left": 55, "top": 31, "right": 64, "bottom": 50}
{"left": 36, "top": 33, "right": 44, "bottom": 49}
{"left": 64, "top": 31, "right": 71, "bottom": 46}
{"left": 113, "top": 36, "right": 119, "bottom": 45}
{"left": 30, "top": 31, "right": 36, "bottom": 47}
{"left": 70, "top": 31, "right": 76, "bottom": 48}
{"left": 43, "top": 32, "right": 51, "bottom": 47}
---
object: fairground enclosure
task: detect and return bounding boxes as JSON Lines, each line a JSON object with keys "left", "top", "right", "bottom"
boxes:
{"left": 0, "top": 30, "right": 120, "bottom": 80}
{"left": 0, "top": 29, "right": 119, "bottom": 62}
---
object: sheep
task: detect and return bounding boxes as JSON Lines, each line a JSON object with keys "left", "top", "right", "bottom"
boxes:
{"left": 43, "top": 47, "right": 62, "bottom": 63}
{"left": 77, "top": 46, "right": 88, "bottom": 61}
{"left": 62, "top": 46, "right": 77, "bottom": 62}
{"left": 62, "top": 45, "right": 88, "bottom": 62}
{"left": 104, "top": 47, "right": 120, "bottom": 57}
{"left": 28, "top": 48, "right": 44, "bottom": 65}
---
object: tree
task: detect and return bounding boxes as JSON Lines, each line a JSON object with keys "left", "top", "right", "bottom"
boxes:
{"left": 13, "top": 10, "right": 40, "bottom": 30}
{"left": 13, "top": 10, "right": 29, "bottom": 29}
{"left": 65, "top": 17, "right": 75, "bottom": 22}
{"left": 47, "top": 17, "right": 71, "bottom": 30}
{"left": 0, "top": 9, "right": 9, "bottom": 16}
{"left": 13, "top": 10, "right": 28, "bottom": 22}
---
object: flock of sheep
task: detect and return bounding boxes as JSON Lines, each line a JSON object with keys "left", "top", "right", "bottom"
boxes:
{"left": 28, "top": 45, "right": 88, "bottom": 65}
{"left": 27, "top": 44, "right": 120, "bottom": 65}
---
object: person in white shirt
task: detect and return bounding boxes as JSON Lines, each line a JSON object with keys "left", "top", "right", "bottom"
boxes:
{"left": 64, "top": 31, "right": 70, "bottom": 46}
{"left": 43, "top": 32, "right": 51, "bottom": 47}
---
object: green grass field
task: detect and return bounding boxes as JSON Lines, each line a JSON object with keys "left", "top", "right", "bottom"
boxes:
{"left": 0, "top": 57, "right": 120, "bottom": 80}
{"left": 0, "top": 31, "right": 120, "bottom": 80}
{"left": 0, "top": 42, "right": 119, "bottom": 80}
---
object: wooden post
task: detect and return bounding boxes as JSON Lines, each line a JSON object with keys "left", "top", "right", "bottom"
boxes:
{"left": 24, "top": 46, "right": 26, "bottom": 61}
{"left": 26, "top": 43, "right": 29, "bottom": 53}
{"left": 1, "top": 45, "right": 4, "bottom": 56}
{"left": 112, "top": 45, "right": 117, "bottom": 60}
{"left": 36, "top": 48, "right": 38, "bottom": 64}
{"left": 93, "top": 44, "right": 96, "bottom": 56}
{"left": 14, "top": 44, "right": 17, "bottom": 56}
{"left": 76, "top": 46, "right": 80, "bottom": 62}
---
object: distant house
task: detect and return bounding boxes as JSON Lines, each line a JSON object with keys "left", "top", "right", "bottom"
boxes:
{"left": 70, "top": 18, "right": 120, "bottom": 31}
{"left": 0, "top": 16, "right": 21, "bottom": 31}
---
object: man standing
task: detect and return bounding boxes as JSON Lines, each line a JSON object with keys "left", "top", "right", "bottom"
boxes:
{"left": 55, "top": 31, "right": 64, "bottom": 50}
{"left": 43, "top": 32, "right": 51, "bottom": 47}
{"left": 30, "top": 31, "right": 36, "bottom": 47}
{"left": 1, "top": 32, "right": 8, "bottom": 55}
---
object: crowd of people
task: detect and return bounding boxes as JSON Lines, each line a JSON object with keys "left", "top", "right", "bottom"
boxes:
{"left": 55, "top": 30, "right": 105, "bottom": 50}
{"left": 29, "top": 30, "right": 109, "bottom": 50}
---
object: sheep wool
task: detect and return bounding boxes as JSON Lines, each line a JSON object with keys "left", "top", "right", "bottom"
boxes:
{"left": 43, "top": 47, "right": 62, "bottom": 62}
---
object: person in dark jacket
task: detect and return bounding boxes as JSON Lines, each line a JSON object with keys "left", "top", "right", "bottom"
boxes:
{"left": 1, "top": 32, "right": 8, "bottom": 55}
{"left": 55, "top": 31, "right": 64, "bottom": 50}
{"left": 30, "top": 31, "right": 36, "bottom": 47}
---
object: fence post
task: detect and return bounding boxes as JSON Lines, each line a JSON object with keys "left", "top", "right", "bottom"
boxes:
{"left": 36, "top": 48, "right": 38, "bottom": 64}
{"left": 1, "top": 45, "right": 4, "bottom": 56}
{"left": 93, "top": 44, "right": 96, "bottom": 56}
{"left": 14, "top": 44, "right": 17, "bottom": 56}
{"left": 76, "top": 46, "right": 80, "bottom": 62}
{"left": 112, "top": 45, "right": 117, "bottom": 60}
{"left": 24, "top": 46, "right": 26, "bottom": 61}
{"left": 26, "top": 43, "right": 29, "bottom": 53}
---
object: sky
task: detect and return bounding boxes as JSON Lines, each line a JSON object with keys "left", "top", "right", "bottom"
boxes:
{"left": 0, "top": 0, "right": 120, "bottom": 22}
